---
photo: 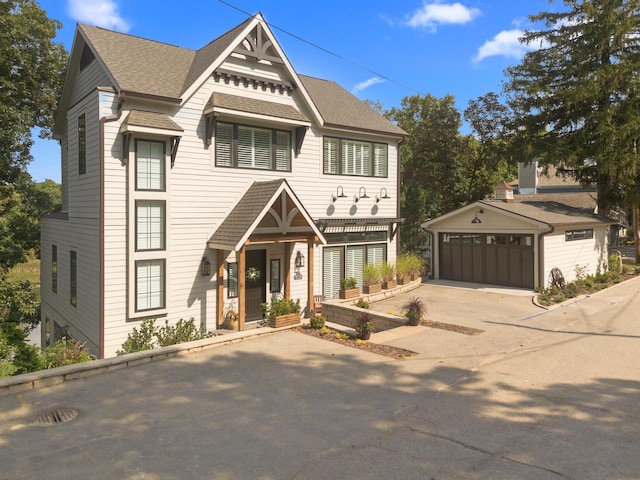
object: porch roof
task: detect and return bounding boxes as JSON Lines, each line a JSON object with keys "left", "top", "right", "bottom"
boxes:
{"left": 207, "top": 179, "right": 326, "bottom": 251}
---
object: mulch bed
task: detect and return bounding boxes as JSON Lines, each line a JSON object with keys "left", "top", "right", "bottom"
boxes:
{"left": 295, "top": 326, "right": 417, "bottom": 360}
{"left": 422, "top": 320, "right": 484, "bottom": 336}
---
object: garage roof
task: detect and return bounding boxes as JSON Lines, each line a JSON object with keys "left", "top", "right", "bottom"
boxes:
{"left": 479, "top": 200, "right": 613, "bottom": 228}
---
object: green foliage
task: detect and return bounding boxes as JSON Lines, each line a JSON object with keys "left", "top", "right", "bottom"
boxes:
{"left": 537, "top": 268, "right": 631, "bottom": 306}
{"left": 0, "top": 1, "right": 68, "bottom": 191}
{"left": 380, "top": 261, "right": 396, "bottom": 282}
{"left": 355, "top": 312, "right": 374, "bottom": 338}
{"left": 309, "top": 314, "right": 326, "bottom": 329}
{"left": 261, "top": 297, "right": 301, "bottom": 320}
{"left": 340, "top": 277, "right": 357, "bottom": 290}
{"left": 119, "top": 319, "right": 157, "bottom": 354}
{"left": 334, "top": 332, "right": 350, "bottom": 340}
{"left": 608, "top": 253, "right": 623, "bottom": 274}
{"left": 43, "top": 339, "right": 93, "bottom": 369}
{"left": 504, "top": 0, "right": 640, "bottom": 217}
{"left": 119, "top": 317, "right": 212, "bottom": 354}
{"left": 355, "top": 297, "right": 370, "bottom": 309}
{"left": 397, "top": 253, "right": 424, "bottom": 277}
{"left": 362, "top": 263, "right": 381, "bottom": 286}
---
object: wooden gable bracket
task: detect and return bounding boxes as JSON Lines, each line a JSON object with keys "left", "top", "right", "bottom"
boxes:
{"left": 234, "top": 24, "right": 284, "bottom": 64}
{"left": 170, "top": 136, "right": 180, "bottom": 168}
{"left": 295, "top": 126, "right": 307, "bottom": 157}
{"left": 389, "top": 219, "right": 405, "bottom": 241}
{"left": 205, "top": 114, "right": 216, "bottom": 147}
{"left": 121, "top": 132, "right": 132, "bottom": 166}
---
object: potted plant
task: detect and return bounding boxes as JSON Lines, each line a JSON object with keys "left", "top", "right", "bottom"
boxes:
{"left": 222, "top": 305, "right": 239, "bottom": 330}
{"left": 339, "top": 277, "right": 359, "bottom": 299}
{"left": 362, "top": 263, "right": 382, "bottom": 294}
{"left": 396, "top": 255, "right": 412, "bottom": 285}
{"left": 309, "top": 313, "right": 326, "bottom": 329}
{"left": 261, "top": 297, "right": 301, "bottom": 328}
{"left": 381, "top": 261, "right": 397, "bottom": 290}
{"left": 408, "top": 254, "right": 424, "bottom": 281}
{"left": 354, "top": 312, "right": 374, "bottom": 340}
{"left": 402, "top": 296, "right": 426, "bottom": 326}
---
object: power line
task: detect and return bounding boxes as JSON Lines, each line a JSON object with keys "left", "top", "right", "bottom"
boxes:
{"left": 216, "top": 0, "right": 422, "bottom": 97}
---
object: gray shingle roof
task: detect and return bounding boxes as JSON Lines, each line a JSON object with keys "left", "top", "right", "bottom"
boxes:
{"left": 122, "top": 110, "right": 184, "bottom": 131}
{"left": 480, "top": 200, "right": 612, "bottom": 227}
{"left": 299, "top": 75, "right": 406, "bottom": 136}
{"left": 204, "top": 92, "right": 309, "bottom": 122}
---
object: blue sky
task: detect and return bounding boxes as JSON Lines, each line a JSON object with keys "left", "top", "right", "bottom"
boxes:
{"left": 31, "top": 0, "right": 562, "bottom": 182}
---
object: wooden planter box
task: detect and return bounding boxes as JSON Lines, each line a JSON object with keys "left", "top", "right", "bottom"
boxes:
{"left": 397, "top": 276, "right": 412, "bottom": 285}
{"left": 363, "top": 283, "right": 382, "bottom": 294}
{"left": 268, "top": 313, "right": 301, "bottom": 328}
{"left": 382, "top": 280, "right": 397, "bottom": 290}
{"left": 339, "top": 288, "right": 360, "bottom": 299}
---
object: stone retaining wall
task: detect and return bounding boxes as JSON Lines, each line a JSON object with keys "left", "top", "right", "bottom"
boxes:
{"left": 322, "top": 301, "right": 407, "bottom": 331}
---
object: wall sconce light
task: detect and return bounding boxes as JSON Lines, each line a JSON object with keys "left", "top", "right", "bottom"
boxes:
{"left": 375, "top": 187, "right": 391, "bottom": 203}
{"left": 471, "top": 210, "right": 483, "bottom": 224}
{"left": 295, "top": 251, "right": 305, "bottom": 268}
{"left": 201, "top": 256, "right": 211, "bottom": 276}
{"left": 354, "top": 187, "right": 369, "bottom": 204}
{"left": 330, "top": 186, "right": 348, "bottom": 203}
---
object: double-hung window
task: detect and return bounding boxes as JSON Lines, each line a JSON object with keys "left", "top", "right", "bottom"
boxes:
{"left": 136, "top": 260, "right": 165, "bottom": 311}
{"left": 215, "top": 122, "right": 291, "bottom": 171}
{"left": 136, "top": 140, "right": 165, "bottom": 190}
{"left": 78, "top": 114, "right": 86, "bottom": 175}
{"left": 70, "top": 250, "right": 77, "bottom": 307}
{"left": 136, "top": 201, "right": 165, "bottom": 251}
{"left": 323, "top": 137, "right": 387, "bottom": 177}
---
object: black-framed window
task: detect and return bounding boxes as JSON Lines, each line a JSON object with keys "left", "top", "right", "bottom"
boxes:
{"left": 270, "top": 259, "right": 281, "bottom": 293}
{"left": 136, "top": 140, "right": 165, "bottom": 191}
{"left": 52, "top": 245, "right": 57, "bottom": 294}
{"left": 135, "top": 259, "right": 166, "bottom": 312}
{"left": 227, "top": 262, "right": 238, "bottom": 298}
{"left": 78, "top": 114, "right": 86, "bottom": 175}
{"left": 215, "top": 121, "right": 291, "bottom": 172}
{"left": 70, "top": 250, "right": 77, "bottom": 307}
{"left": 323, "top": 137, "right": 387, "bottom": 177}
{"left": 566, "top": 229, "right": 594, "bottom": 241}
{"left": 135, "top": 200, "right": 165, "bottom": 251}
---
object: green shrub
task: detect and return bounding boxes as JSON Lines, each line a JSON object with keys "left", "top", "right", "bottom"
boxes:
{"left": 355, "top": 297, "right": 370, "bottom": 309}
{"left": 340, "top": 277, "right": 357, "bottom": 290}
{"left": 380, "top": 261, "right": 396, "bottom": 282}
{"left": 608, "top": 253, "right": 622, "bottom": 274}
{"left": 362, "top": 263, "right": 381, "bottom": 286}
{"left": 156, "top": 318, "right": 207, "bottom": 347}
{"left": 261, "top": 297, "right": 301, "bottom": 320}
{"left": 309, "top": 314, "right": 326, "bottom": 329}
{"left": 43, "top": 339, "right": 93, "bottom": 368}
{"left": 119, "top": 319, "right": 157, "bottom": 354}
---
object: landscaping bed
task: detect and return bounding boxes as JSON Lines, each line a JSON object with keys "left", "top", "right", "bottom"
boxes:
{"left": 296, "top": 326, "right": 416, "bottom": 360}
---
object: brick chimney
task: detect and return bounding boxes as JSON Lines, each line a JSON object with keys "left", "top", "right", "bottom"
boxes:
{"left": 494, "top": 180, "right": 514, "bottom": 203}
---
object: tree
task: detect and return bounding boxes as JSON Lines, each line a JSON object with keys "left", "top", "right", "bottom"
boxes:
{"left": 504, "top": 0, "right": 640, "bottom": 260}
{"left": 0, "top": 0, "right": 67, "bottom": 193}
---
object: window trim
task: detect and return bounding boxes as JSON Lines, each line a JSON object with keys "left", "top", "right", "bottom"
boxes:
{"left": 215, "top": 121, "right": 292, "bottom": 172}
{"left": 78, "top": 114, "right": 86, "bottom": 175}
{"left": 135, "top": 139, "right": 166, "bottom": 191}
{"left": 323, "top": 136, "right": 388, "bottom": 178}
{"left": 135, "top": 200, "right": 166, "bottom": 252}
{"left": 70, "top": 250, "right": 77, "bottom": 307}
{"left": 135, "top": 259, "right": 166, "bottom": 312}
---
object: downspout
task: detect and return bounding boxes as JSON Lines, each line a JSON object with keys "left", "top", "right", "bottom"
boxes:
{"left": 396, "top": 137, "right": 405, "bottom": 259}
{"left": 538, "top": 225, "right": 554, "bottom": 289}
{"left": 98, "top": 91, "right": 126, "bottom": 358}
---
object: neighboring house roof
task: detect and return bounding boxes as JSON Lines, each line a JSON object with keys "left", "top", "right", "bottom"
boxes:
{"left": 204, "top": 92, "right": 309, "bottom": 123}
{"left": 208, "top": 179, "right": 326, "bottom": 251}
{"left": 513, "top": 192, "right": 597, "bottom": 214}
{"left": 479, "top": 200, "right": 612, "bottom": 228}
{"left": 299, "top": 75, "right": 406, "bottom": 137}
{"left": 121, "top": 110, "right": 184, "bottom": 132}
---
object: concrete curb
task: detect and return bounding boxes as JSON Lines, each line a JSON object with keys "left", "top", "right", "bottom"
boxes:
{"left": 0, "top": 324, "right": 298, "bottom": 396}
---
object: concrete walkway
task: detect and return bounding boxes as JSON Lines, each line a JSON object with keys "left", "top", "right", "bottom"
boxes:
{"left": 1, "top": 277, "right": 639, "bottom": 479}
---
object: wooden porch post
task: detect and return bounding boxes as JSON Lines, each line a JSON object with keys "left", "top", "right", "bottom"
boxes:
{"left": 284, "top": 242, "right": 291, "bottom": 300}
{"left": 307, "top": 237, "right": 314, "bottom": 316}
{"left": 238, "top": 244, "right": 246, "bottom": 331}
{"left": 216, "top": 249, "right": 225, "bottom": 329}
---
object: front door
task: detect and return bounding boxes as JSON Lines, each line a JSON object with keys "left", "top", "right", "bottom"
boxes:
{"left": 245, "top": 249, "right": 267, "bottom": 320}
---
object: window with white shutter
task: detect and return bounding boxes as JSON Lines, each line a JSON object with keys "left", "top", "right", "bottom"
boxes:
{"left": 323, "top": 137, "right": 387, "bottom": 177}
{"left": 346, "top": 246, "right": 365, "bottom": 290}
{"left": 323, "top": 247, "right": 343, "bottom": 300}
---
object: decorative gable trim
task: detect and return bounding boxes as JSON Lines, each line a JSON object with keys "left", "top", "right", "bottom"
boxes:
{"left": 233, "top": 23, "right": 285, "bottom": 64}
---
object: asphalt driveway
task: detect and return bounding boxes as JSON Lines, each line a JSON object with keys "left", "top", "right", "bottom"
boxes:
{"left": 1, "top": 278, "right": 639, "bottom": 479}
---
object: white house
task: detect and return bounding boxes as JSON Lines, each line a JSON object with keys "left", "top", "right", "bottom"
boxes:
{"left": 40, "top": 14, "right": 406, "bottom": 358}
{"left": 423, "top": 182, "right": 613, "bottom": 290}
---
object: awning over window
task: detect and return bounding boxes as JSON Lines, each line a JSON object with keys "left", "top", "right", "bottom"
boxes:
{"left": 120, "top": 110, "right": 184, "bottom": 136}
{"left": 204, "top": 92, "right": 310, "bottom": 125}
{"left": 316, "top": 217, "right": 404, "bottom": 238}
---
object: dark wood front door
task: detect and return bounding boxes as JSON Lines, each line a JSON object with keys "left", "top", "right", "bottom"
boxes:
{"left": 245, "top": 249, "right": 267, "bottom": 320}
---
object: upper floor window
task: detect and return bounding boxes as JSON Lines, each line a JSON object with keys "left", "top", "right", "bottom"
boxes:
{"left": 136, "top": 140, "right": 165, "bottom": 191}
{"left": 323, "top": 137, "right": 387, "bottom": 177}
{"left": 70, "top": 250, "right": 77, "bottom": 307}
{"left": 78, "top": 114, "right": 86, "bottom": 175}
{"left": 136, "top": 259, "right": 165, "bottom": 312}
{"left": 136, "top": 201, "right": 165, "bottom": 251}
{"left": 215, "top": 122, "right": 291, "bottom": 172}
{"left": 52, "top": 245, "right": 57, "bottom": 294}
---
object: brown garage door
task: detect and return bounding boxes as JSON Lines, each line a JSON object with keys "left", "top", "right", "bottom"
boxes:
{"left": 439, "top": 233, "right": 534, "bottom": 288}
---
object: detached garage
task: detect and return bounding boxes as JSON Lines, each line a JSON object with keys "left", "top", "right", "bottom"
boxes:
{"left": 423, "top": 189, "right": 613, "bottom": 289}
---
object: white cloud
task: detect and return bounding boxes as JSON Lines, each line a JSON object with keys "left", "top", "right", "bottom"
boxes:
{"left": 67, "top": 0, "right": 130, "bottom": 32}
{"left": 473, "top": 29, "right": 532, "bottom": 62}
{"left": 352, "top": 77, "right": 386, "bottom": 94}
{"left": 407, "top": 1, "right": 480, "bottom": 31}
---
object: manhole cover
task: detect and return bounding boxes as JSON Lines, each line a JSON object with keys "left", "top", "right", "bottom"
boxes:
{"left": 35, "top": 408, "right": 79, "bottom": 426}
